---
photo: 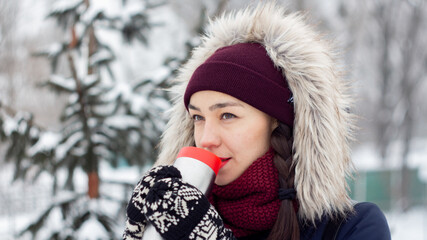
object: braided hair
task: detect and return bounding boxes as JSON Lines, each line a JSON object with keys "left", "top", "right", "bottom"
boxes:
{"left": 267, "top": 122, "right": 299, "bottom": 240}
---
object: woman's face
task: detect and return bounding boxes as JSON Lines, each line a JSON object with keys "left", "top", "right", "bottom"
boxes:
{"left": 189, "top": 91, "right": 277, "bottom": 186}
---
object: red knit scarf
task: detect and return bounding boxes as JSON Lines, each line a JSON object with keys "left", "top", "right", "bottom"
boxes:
{"left": 208, "top": 149, "right": 281, "bottom": 238}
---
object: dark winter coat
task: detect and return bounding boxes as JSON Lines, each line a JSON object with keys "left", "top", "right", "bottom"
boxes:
{"left": 238, "top": 202, "right": 391, "bottom": 240}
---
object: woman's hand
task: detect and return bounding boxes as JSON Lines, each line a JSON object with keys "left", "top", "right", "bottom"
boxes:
{"left": 123, "top": 164, "right": 235, "bottom": 240}
{"left": 123, "top": 165, "right": 182, "bottom": 239}
{"left": 144, "top": 176, "right": 236, "bottom": 240}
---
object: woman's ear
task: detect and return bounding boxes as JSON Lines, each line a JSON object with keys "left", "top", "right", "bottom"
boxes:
{"left": 271, "top": 118, "right": 279, "bottom": 132}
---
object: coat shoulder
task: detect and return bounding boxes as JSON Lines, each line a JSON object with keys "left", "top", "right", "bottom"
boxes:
{"left": 336, "top": 202, "right": 391, "bottom": 240}
{"left": 301, "top": 202, "right": 391, "bottom": 240}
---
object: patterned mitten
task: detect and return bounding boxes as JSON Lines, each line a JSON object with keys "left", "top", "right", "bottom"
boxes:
{"left": 144, "top": 177, "right": 236, "bottom": 240}
{"left": 123, "top": 165, "right": 181, "bottom": 240}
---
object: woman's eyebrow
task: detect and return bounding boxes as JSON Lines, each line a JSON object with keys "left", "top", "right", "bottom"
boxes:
{"left": 188, "top": 102, "right": 243, "bottom": 112}
{"left": 209, "top": 102, "right": 243, "bottom": 111}
{"left": 188, "top": 104, "right": 200, "bottom": 111}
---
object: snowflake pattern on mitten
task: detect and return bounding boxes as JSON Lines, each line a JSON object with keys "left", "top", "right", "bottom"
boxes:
{"left": 129, "top": 165, "right": 181, "bottom": 213}
{"left": 189, "top": 206, "right": 236, "bottom": 239}
{"left": 123, "top": 165, "right": 181, "bottom": 240}
{"left": 144, "top": 177, "right": 236, "bottom": 240}
{"left": 123, "top": 218, "right": 145, "bottom": 240}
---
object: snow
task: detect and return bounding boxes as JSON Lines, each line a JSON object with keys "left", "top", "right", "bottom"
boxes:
{"left": 50, "top": 0, "right": 83, "bottom": 14}
{"left": 2, "top": 112, "right": 32, "bottom": 136}
{"left": 33, "top": 208, "right": 64, "bottom": 239}
{"left": 16, "top": 0, "right": 53, "bottom": 38}
{"left": 128, "top": 131, "right": 140, "bottom": 145}
{"left": 18, "top": 120, "right": 27, "bottom": 135}
{"left": 386, "top": 207, "right": 427, "bottom": 239}
{"left": 69, "top": 93, "right": 79, "bottom": 104}
{"left": 130, "top": 95, "right": 149, "bottom": 115}
{"left": 64, "top": 104, "right": 81, "bottom": 119}
{"left": 81, "top": 74, "right": 99, "bottom": 87}
{"left": 3, "top": 117, "right": 18, "bottom": 136}
{"left": 29, "top": 126, "right": 40, "bottom": 139}
{"left": 103, "top": 81, "right": 132, "bottom": 102}
{"left": 89, "top": 49, "right": 113, "bottom": 66}
{"left": 86, "top": 0, "right": 123, "bottom": 18}
{"left": 123, "top": 0, "right": 147, "bottom": 17}
{"left": 91, "top": 133, "right": 109, "bottom": 145}
{"left": 104, "top": 115, "right": 141, "bottom": 130}
{"left": 77, "top": 215, "right": 110, "bottom": 240}
{"left": 55, "top": 131, "right": 84, "bottom": 160}
{"left": 49, "top": 75, "right": 76, "bottom": 91}
{"left": 150, "top": 98, "right": 170, "bottom": 112}
{"left": 145, "top": 65, "right": 171, "bottom": 84}
{"left": 51, "top": 190, "right": 80, "bottom": 205}
{"left": 80, "top": 4, "right": 102, "bottom": 24}
{"left": 46, "top": 42, "right": 63, "bottom": 57}
{"left": 27, "top": 131, "right": 61, "bottom": 156}
{"left": 99, "top": 161, "right": 144, "bottom": 184}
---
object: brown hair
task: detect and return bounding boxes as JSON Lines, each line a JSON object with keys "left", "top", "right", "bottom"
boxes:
{"left": 267, "top": 122, "right": 299, "bottom": 240}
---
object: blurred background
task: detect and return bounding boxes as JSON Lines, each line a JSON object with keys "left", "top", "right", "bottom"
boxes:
{"left": 0, "top": 0, "right": 426, "bottom": 239}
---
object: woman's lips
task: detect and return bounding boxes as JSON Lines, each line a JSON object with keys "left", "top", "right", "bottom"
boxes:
{"left": 219, "top": 157, "right": 231, "bottom": 168}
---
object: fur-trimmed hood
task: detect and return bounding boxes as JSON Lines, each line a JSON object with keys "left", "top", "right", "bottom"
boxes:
{"left": 155, "top": 2, "right": 355, "bottom": 223}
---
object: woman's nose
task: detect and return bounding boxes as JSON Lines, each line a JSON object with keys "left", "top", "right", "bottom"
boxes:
{"left": 199, "top": 122, "right": 221, "bottom": 149}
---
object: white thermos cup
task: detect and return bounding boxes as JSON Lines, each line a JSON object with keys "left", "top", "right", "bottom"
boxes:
{"left": 142, "top": 147, "right": 221, "bottom": 239}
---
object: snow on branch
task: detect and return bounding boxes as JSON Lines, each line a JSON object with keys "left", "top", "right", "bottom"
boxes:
{"left": 2, "top": 112, "right": 34, "bottom": 136}
{"left": 49, "top": 75, "right": 77, "bottom": 92}
{"left": 28, "top": 132, "right": 62, "bottom": 157}
{"left": 104, "top": 115, "right": 140, "bottom": 130}
{"left": 81, "top": 74, "right": 99, "bottom": 88}
{"left": 89, "top": 48, "right": 114, "bottom": 66}
{"left": 2, "top": 116, "right": 18, "bottom": 137}
{"left": 80, "top": 5, "right": 103, "bottom": 24}
{"left": 50, "top": 0, "right": 84, "bottom": 16}
{"left": 55, "top": 131, "right": 84, "bottom": 160}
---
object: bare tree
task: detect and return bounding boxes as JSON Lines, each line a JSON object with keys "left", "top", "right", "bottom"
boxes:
{"left": 373, "top": 0, "right": 400, "bottom": 164}
{"left": 362, "top": 0, "right": 426, "bottom": 210}
{"left": 311, "top": 0, "right": 427, "bottom": 211}
{"left": 394, "top": 0, "right": 426, "bottom": 211}
{"left": 0, "top": 1, "right": 19, "bottom": 108}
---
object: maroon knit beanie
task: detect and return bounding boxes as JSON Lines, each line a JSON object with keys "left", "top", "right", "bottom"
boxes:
{"left": 184, "top": 42, "right": 294, "bottom": 127}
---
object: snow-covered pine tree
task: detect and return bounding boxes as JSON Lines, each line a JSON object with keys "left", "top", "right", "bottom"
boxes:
{"left": 0, "top": 109, "right": 41, "bottom": 180}
{"left": 0, "top": 0, "right": 171, "bottom": 239}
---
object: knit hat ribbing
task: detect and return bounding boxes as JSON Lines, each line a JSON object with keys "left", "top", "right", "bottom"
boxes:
{"left": 183, "top": 42, "right": 294, "bottom": 127}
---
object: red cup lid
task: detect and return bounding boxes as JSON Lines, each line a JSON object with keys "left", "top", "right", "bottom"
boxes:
{"left": 177, "top": 147, "right": 221, "bottom": 175}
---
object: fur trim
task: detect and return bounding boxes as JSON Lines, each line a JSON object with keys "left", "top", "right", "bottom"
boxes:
{"left": 155, "top": 2, "right": 355, "bottom": 223}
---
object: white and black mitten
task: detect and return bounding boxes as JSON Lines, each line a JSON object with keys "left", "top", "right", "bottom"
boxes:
{"left": 123, "top": 165, "right": 181, "bottom": 240}
{"left": 144, "top": 177, "right": 236, "bottom": 240}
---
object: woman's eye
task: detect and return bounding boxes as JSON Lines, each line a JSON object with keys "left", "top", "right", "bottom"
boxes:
{"left": 221, "top": 113, "right": 236, "bottom": 120}
{"left": 192, "top": 115, "right": 204, "bottom": 121}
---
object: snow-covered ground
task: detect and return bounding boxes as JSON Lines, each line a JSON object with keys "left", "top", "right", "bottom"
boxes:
{"left": 386, "top": 207, "right": 427, "bottom": 240}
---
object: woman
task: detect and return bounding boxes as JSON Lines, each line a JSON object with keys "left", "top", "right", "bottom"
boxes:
{"left": 124, "top": 2, "right": 391, "bottom": 239}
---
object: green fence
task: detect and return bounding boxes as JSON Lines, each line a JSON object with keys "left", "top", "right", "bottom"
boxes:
{"left": 348, "top": 168, "right": 426, "bottom": 211}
